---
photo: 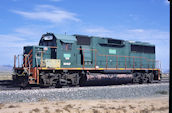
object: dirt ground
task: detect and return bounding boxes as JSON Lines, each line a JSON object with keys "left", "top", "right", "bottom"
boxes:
{"left": 0, "top": 96, "right": 169, "bottom": 113}
{"left": 0, "top": 72, "right": 12, "bottom": 80}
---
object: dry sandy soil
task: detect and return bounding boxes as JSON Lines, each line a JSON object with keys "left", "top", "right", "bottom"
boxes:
{"left": 0, "top": 72, "right": 12, "bottom": 80}
{"left": 0, "top": 96, "right": 169, "bottom": 113}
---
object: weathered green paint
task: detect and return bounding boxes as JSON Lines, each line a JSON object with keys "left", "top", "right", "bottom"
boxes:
{"left": 24, "top": 46, "right": 51, "bottom": 67}
{"left": 24, "top": 33, "right": 156, "bottom": 69}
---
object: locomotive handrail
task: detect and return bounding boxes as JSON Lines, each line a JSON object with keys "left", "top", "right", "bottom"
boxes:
{"left": 35, "top": 50, "right": 46, "bottom": 67}
{"left": 24, "top": 54, "right": 31, "bottom": 75}
{"left": 23, "top": 49, "right": 33, "bottom": 67}
{"left": 49, "top": 46, "right": 57, "bottom": 48}
{"left": 77, "top": 48, "right": 97, "bottom": 69}
{"left": 14, "top": 54, "right": 24, "bottom": 68}
{"left": 77, "top": 48, "right": 160, "bottom": 70}
{"left": 14, "top": 49, "right": 33, "bottom": 75}
{"left": 98, "top": 54, "right": 160, "bottom": 69}
{"left": 14, "top": 47, "right": 161, "bottom": 71}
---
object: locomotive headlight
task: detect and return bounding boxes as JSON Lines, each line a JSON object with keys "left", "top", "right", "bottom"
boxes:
{"left": 44, "top": 47, "right": 48, "bottom": 51}
{"left": 43, "top": 36, "right": 53, "bottom": 40}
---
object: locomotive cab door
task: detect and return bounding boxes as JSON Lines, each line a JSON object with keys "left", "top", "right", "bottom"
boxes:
{"left": 51, "top": 48, "right": 57, "bottom": 59}
{"left": 80, "top": 45, "right": 93, "bottom": 68}
{"left": 60, "top": 41, "right": 76, "bottom": 68}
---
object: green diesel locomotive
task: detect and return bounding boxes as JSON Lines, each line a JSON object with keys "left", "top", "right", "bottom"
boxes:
{"left": 13, "top": 33, "right": 161, "bottom": 88}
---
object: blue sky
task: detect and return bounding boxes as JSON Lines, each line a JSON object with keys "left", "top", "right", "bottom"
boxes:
{"left": 0, "top": 0, "right": 170, "bottom": 72}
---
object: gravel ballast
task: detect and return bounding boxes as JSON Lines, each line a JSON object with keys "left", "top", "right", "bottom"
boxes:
{"left": 0, "top": 83, "right": 169, "bottom": 103}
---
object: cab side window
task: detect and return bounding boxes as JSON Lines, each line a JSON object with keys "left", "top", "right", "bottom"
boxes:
{"left": 62, "top": 42, "right": 72, "bottom": 51}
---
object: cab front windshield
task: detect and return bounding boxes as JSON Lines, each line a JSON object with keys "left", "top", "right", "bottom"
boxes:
{"left": 39, "top": 35, "right": 57, "bottom": 46}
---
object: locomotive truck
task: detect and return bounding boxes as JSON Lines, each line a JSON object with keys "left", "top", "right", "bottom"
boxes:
{"left": 12, "top": 33, "right": 161, "bottom": 88}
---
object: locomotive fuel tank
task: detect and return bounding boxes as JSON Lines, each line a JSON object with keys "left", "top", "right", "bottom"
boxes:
{"left": 85, "top": 73, "right": 133, "bottom": 86}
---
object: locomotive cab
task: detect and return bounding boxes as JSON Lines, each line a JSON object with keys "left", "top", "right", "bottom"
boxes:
{"left": 39, "top": 33, "right": 77, "bottom": 68}
{"left": 39, "top": 33, "right": 57, "bottom": 59}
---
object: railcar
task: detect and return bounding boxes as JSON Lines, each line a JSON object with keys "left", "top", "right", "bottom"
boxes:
{"left": 13, "top": 33, "right": 161, "bottom": 88}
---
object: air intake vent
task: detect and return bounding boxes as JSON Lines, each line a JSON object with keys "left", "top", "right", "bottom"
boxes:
{"left": 108, "top": 39, "right": 123, "bottom": 45}
{"left": 99, "top": 38, "right": 125, "bottom": 47}
{"left": 75, "top": 35, "right": 91, "bottom": 45}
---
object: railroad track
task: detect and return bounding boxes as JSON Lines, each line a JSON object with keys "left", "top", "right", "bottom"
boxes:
{"left": 0, "top": 76, "right": 169, "bottom": 91}
{"left": 154, "top": 76, "right": 169, "bottom": 83}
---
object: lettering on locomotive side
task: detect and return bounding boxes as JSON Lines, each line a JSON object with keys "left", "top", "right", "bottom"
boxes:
{"left": 109, "top": 49, "right": 116, "bottom": 54}
{"left": 63, "top": 62, "right": 71, "bottom": 65}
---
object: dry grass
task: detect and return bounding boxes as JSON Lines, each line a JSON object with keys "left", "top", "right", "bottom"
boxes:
{"left": 32, "top": 108, "right": 40, "bottom": 112}
{"left": 43, "top": 107, "right": 49, "bottom": 109}
{"left": 0, "top": 96, "right": 169, "bottom": 113}
{"left": 161, "top": 73, "right": 169, "bottom": 78}
{"left": 63, "top": 104, "right": 73, "bottom": 112}
{"left": 156, "top": 106, "right": 169, "bottom": 111}
{"left": 0, "top": 103, "right": 5, "bottom": 109}
{"left": 8, "top": 105, "right": 19, "bottom": 108}
{"left": 44, "top": 109, "right": 50, "bottom": 113}
{"left": 0, "top": 72, "right": 12, "bottom": 80}
{"left": 55, "top": 109, "right": 63, "bottom": 113}
{"left": 128, "top": 105, "right": 136, "bottom": 109}
{"left": 92, "top": 109, "right": 99, "bottom": 113}
{"left": 139, "top": 105, "right": 169, "bottom": 113}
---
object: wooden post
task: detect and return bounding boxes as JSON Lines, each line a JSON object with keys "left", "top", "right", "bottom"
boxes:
{"left": 14, "top": 55, "right": 16, "bottom": 68}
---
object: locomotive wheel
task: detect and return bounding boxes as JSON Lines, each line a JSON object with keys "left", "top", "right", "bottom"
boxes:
{"left": 138, "top": 73, "right": 143, "bottom": 84}
{"left": 20, "top": 76, "right": 30, "bottom": 89}
{"left": 55, "top": 81, "right": 62, "bottom": 88}
{"left": 39, "top": 73, "right": 52, "bottom": 88}
{"left": 147, "top": 73, "right": 154, "bottom": 83}
{"left": 39, "top": 80, "right": 49, "bottom": 88}
{"left": 132, "top": 73, "right": 140, "bottom": 83}
{"left": 12, "top": 74, "right": 18, "bottom": 86}
{"left": 142, "top": 73, "right": 148, "bottom": 83}
{"left": 79, "top": 74, "right": 87, "bottom": 86}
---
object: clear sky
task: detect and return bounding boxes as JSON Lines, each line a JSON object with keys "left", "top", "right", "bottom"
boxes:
{"left": 0, "top": 0, "right": 170, "bottom": 72}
